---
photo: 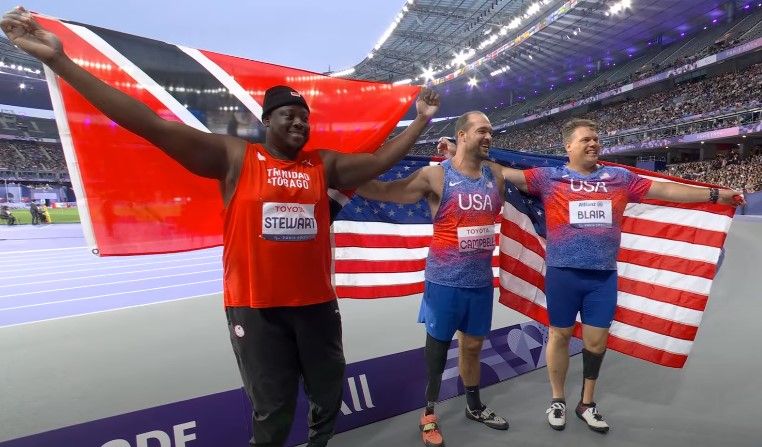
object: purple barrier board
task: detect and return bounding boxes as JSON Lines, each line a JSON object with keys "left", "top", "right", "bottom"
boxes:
{"left": 2, "top": 321, "right": 579, "bottom": 447}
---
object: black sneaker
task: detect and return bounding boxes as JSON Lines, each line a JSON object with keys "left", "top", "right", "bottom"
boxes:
{"left": 465, "top": 405, "right": 509, "bottom": 430}
{"left": 575, "top": 402, "right": 609, "bottom": 433}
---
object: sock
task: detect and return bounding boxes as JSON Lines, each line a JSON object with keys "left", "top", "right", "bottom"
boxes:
{"left": 465, "top": 385, "right": 483, "bottom": 411}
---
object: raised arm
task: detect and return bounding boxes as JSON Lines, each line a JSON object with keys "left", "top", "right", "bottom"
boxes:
{"left": 320, "top": 88, "right": 440, "bottom": 190}
{"left": 1, "top": 7, "right": 240, "bottom": 181}
{"left": 356, "top": 166, "right": 438, "bottom": 204}
{"left": 646, "top": 180, "right": 745, "bottom": 206}
{"left": 487, "top": 162, "right": 529, "bottom": 192}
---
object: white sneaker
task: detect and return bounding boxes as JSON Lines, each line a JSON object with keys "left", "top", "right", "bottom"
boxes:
{"left": 575, "top": 402, "right": 609, "bottom": 433}
{"left": 545, "top": 401, "right": 566, "bottom": 430}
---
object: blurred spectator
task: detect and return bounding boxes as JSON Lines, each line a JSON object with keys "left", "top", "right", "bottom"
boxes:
{"left": 0, "top": 205, "right": 16, "bottom": 225}
{"left": 436, "top": 137, "right": 456, "bottom": 159}
{"left": 666, "top": 153, "right": 762, "bottom": 192}
{"left": 491, "top": 62, "right": 762, "bottom": 152}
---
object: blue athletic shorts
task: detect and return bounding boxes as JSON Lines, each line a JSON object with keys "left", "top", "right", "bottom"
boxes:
{"left": 545, "top": 266, "right": 618, "bottom": 328}
{"left": 418, "top": 281, "right": 494, "bottom": 341}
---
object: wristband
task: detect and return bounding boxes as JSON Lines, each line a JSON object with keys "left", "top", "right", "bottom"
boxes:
{"left": 709, "top": 188, "right": 719, "bottom": 204}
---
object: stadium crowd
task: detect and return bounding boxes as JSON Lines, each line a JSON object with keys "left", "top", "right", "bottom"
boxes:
{"left": 490, "top": 62, "right": 762, "bottom": 152}
{"left": 512, "top": 18, "right": 759, "bottom": 120}
{"left": 0, "top": 140, "right": 66, "bottom": 171}
{"left": 666, "top": 151, "right": 762, "bottom": 192}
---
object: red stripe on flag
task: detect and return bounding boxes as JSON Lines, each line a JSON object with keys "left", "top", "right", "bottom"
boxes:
{"left": 621, "top": 218, "right": 727, "bottom": 248}
{"left": 613, "top": 306, "right": 699, "bottom": 340}
{"left": 334, "top": 234, "right": 432, "bottom": 248}
{"left": 617, "top": 277, "right": 708, "bottom": 311}
{"left": 617, "top": 248, "right": 716, "bottom": 279}
{"left": 606, "top": 334, "right": 687, "bottom": 368}
{"left": 640, "top": 199, "right": 737, "bottom": 217}
{"left": 335, "top": 260, "right": 425, "bottom": 273}
{"left": 500, "top": 220, "right": 546, "bottom": 257}
{"left": 498, "top": 289, "right": 550, "bottom": 327}
{"left": 499, "top": 257, "right": 545, "bottom": 291}
{"left": 335, "top": 282, "right": 424, "bottom": 299}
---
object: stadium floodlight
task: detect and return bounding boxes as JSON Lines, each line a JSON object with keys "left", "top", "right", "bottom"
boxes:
{"left": 490, "top": 66, "right": 510, "bottom": 76}
{"left": 468, "top": 77, "right": 478, "bottom": 87}
{"left": 329, "top": 67, "right": 355, "bottom": 77}
{"left": 18, "top": 83, "right": 25, "bottom": 90}
{"left": 421, "top": 66, "right": 436, "bottom": 81}
{"left": 452, "top": 48, "right": 477, "bottom": 67}
{"left": 393, "top": 78, "right": 413, "bottom": 85}
{"left": 527, "top": 2, "right": 541, "bottom": 16}
{"left": 508, "top": 17, "right": 522, "bottom": 29}
{"left": 609, "top": 0, "right": 632, "bottom": 15}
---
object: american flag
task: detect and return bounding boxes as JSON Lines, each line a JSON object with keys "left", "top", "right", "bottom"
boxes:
{"left": 333, "top": 150, "right": 735, "bottom": 368}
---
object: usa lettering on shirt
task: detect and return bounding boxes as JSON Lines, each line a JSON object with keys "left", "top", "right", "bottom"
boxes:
{"left": 457, "top": 193, "right": 493, "bottom": 211}
{"left": 569, "top": 200, "right": 612, "bottom": 228}
{"left": 262, "top": 202, "right": 317, "bottom": 241}
{"left": 457, "top": 225, "right": 496, "bottom": 252}
{"left": 569, "top": 179, "right": 609, "bottom": 193}
{"left": 266, "top": 168, "right": 311, "bottom": 189}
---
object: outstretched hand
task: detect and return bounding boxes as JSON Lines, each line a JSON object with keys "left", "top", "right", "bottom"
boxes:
{"left": 1, "top": 6, "right": 62, "bottom": 64}
{"left": 416, "top": 87, "right": 440, "bottom": 120}
{"left": 718, "top": 189, "right": 746, "bottom": 207}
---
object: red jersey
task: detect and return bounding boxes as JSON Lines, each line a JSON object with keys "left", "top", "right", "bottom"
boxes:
{"left": 223, "top": 144, "right": 335, "bottom": 308}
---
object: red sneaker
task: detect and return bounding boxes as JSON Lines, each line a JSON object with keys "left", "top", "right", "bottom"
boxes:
{"left": 419, "top": 412, "right": 445, "bottom": 447}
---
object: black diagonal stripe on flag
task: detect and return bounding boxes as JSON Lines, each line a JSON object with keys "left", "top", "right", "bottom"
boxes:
{"left": 65, "top": 21, "right": 265, "bottom": 142}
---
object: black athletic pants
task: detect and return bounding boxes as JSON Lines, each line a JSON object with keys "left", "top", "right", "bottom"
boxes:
{"left": 226, "top": 300, "right": 346, "bottom": 447}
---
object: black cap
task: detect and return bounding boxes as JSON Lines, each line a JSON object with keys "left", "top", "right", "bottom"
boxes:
{"left": 261, "top": 85, "right": 310, "bottom": 121}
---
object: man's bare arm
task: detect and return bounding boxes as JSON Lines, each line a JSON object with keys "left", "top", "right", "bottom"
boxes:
{"left": 355, "top": 166, "right": 437, "bottom": 204}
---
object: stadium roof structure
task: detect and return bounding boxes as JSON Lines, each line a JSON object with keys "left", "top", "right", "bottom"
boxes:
{"left": 350, "top": 0, "right": 749, "bottom": 90}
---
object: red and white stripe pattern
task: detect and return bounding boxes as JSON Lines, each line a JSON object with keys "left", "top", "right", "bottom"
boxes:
{"left": 332, "top": 166, "right": 735, "bottom": 368}
{"left": 499, "top": 171, "right": 735, "bottom": 368}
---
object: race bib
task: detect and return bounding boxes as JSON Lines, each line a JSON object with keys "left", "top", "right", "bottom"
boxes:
{"left": 569, "top": 200, "right": 612, "bottom": 228}
{"left": 457, "top": 225, "right": 495, "bottom": 252}
{"left": 262, "top": 202, "right": 317, "bottom": 241}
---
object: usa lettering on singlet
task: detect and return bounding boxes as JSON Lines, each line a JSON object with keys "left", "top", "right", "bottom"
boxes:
{"left": 425, "top": 161, "right": 501, "bottom": 288}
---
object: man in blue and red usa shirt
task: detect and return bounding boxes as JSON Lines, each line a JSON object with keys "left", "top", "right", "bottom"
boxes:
{"left": 506, "top": 118, "right": 744, "bottom": 434}
{"left": 358, "top": 111, "right": 510, "bottom": 447}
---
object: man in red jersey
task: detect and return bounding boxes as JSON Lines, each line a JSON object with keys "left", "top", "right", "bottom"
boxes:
{"left": 1, "top": 7, "right": 440, "bottom": 447}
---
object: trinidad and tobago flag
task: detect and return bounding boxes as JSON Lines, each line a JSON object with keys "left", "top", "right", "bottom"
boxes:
{"left": 34, "top": 13, "right": 419, "bottom": 256}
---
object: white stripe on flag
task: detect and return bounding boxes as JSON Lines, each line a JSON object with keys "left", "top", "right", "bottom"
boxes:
{"left": 334, "top": 271, "right": 424, "bottom": 286}
{"left": 63, "top": 24, "right": 209, "bottom": 133}
{"left": 616, "top": 292, "right": 704, "bottom": 327}
{"left": 498, "top": 269, "right": 547, "bottom": 307}
{"left": 502, "top": 202, "right": 547, "bottom": 249}
{"left": 609, "top": 321, "right": 693, "bottom": 355}
{"left": 333, "top": 221, "right": 433, "bottom": 236}
{"left": 499, "top": 237, "right": 545, "bottom": 274}
{"left": 624, "top": 203, "right": 732, "bottom": 232}
{"left": 177, "top": 46, "right": 265, "bottom": 121}
{"left": 616, "top": 262, "right": 712, "bottom": 295}
{"left": 334, "top": 246, "right": 429, "bottom": 260}
{"left": 619, "top": 233, "right": 720, "bottom": 263}
{"left": 328, "top": 189, "right": 351, "bottom": 207}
